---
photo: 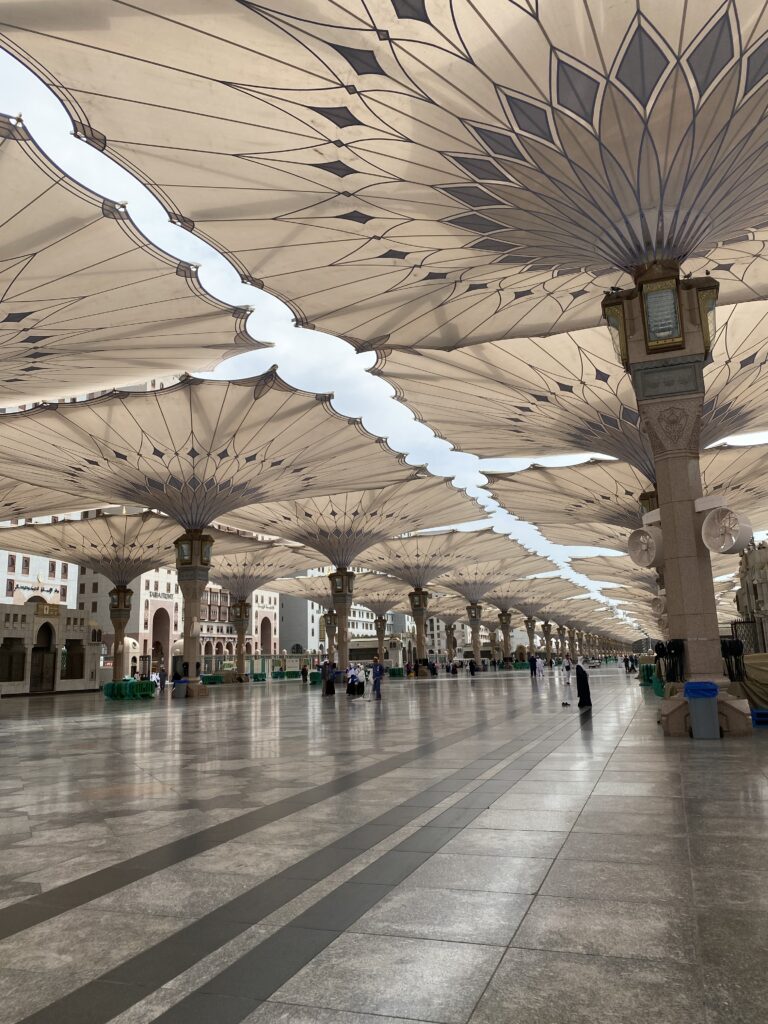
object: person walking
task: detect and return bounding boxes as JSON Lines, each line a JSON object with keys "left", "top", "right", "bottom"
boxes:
{"left": 158, "top": 666, "right": 167, "bottom": 694}
{"left": 561, "top": 655, "right": 572, "bottom": 706}
{"left": 372, "top": 656, "right": 384, "bottom": 700}
{"left": 576, "top": 658, "right": 592, "bottom": 709}
{"left": 536, "top": 654, "right": 544, "bottom": 680}
{"left": 300, "top": 663, "right": 308, "bottom": 684}
{"left": 528, "top": 651, "right": 537, "bottom": 680}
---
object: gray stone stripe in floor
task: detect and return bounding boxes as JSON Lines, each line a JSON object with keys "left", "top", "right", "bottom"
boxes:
{"left": 13, "top": 699, "right": 619, "bottom": 1024}
{"left": 0, "top": 699, "right": 548, "bottom": 944}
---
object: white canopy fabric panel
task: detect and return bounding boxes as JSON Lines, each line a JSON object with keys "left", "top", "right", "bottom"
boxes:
{"left": 266, "top": 576, "right": 332, "bottom": 610}
{"left": 377, "top": 307, "right": 768, "bottom": 474}
{"left": 489, "top": 444, "right": 768, "bottom": 548}
{"left": 352, "top": 572, "right": 411, "bottom": 617}
{"left": 357, "top": 526, "right": 518, "bottom": 588}
{"left": 0, "top": 371, "right": 413, "bottom": 529}
{"left": 0, "top": 512, "right": 254, "bottom": 587}
{"left": 6, "top": 4, "right": 768, "bottom": 349}
{"left": 220, "top": 476, "right": 483, "bottom": 567}
{"left": 0, "top": 116, "right": 257, "bottom": 406}
{"left": 209, "top": 546, "right": 319, "bottom": 601}
{"left": 484, "top": 577, "right": 586, "bottom": 620}
{"left": 432, "top": 546, "right": 556, "bottom": 604}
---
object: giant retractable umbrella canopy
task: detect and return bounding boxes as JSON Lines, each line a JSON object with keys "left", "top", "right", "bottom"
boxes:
{"left": 222, "top": 475, "right": 482, "bottom": 668}
{"left": 432, "top": 545, "right": 555, "bottom": 663}
{"left": 357, "top": 526, "right": 516, "bottom": 667}
{"left": 487, "top": 444, "right": 768, "bottom": 555}
{"left": 351, "top": 572, "right": 411, "bottom": 663}
{"left": 265, "top": 574, "right": 338, "bottom": 661}
{"left": 208, "top": 546, "right": 321, "bottom": 675}
{"left": 0, "top": 510, "right": 255, "bottom": 680}
{"left": 0, "top": 114, "right": 257, "bottom": 406}
{"left": 8, "top": 3, "right": 768, "bottom": 348}
{"left": 484, "top": 576, "right": 585, "bottom": 660}
{"left": 376, "top": 310, "right": 768, "bottom": 476}
{"left": 0, "top": 369, "right": 413, "bottom": 682}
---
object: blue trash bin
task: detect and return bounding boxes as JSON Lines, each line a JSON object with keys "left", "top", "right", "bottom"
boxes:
{"left": 683, "top": 682, "right": 720, "bottom": 739}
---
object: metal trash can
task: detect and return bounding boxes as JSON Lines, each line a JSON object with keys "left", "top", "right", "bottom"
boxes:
{"left": 684, "top": 682, "right": 721, "bottom": 739}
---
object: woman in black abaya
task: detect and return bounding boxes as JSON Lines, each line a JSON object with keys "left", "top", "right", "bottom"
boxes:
{"left": 575, "top": 659, "right": 592, "bottom": 709}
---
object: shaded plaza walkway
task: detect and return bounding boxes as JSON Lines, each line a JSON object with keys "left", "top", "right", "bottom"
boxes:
{"left": 0, "top": 668, "right": 764, "bottom": 1023}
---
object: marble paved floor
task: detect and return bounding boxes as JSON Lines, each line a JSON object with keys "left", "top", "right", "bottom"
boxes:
{"left": 0, "top": 667, "right": 766, "bottom": 1023}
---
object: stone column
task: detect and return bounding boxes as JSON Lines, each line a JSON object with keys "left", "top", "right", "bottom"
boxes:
{"left": 541, "top": 621, "right": 553, "bottom": 663}
{"left": 323, "top": 610, "right": 337, "bottom": 663}
{"left": 445, "top": 623, "right": 456, "bottom": 660}
{"left": 524, "top": 616, "right": 536, "bottom": 654}
{"left": 576, "top": 631, "right": 585, "bottom": 658}
{"left": 329, "top": 569, "right": 355, "bottom": 670}
{"left": 639, "top": 394, "right": 722, "bottom": 679}
{"left": 175, "top": 530, "right": 213, "bottom": 688}
{"left": 568, "top": 627, "right": 577, "bottom": 658}
{"left": 230, "top": 599, "right": 250, "bottom": 676}
{"left": 374, "top": 616, "right": 387, "bottom": 663}
{"left": 408, "top": 587, "right": 430, "bottom": 676}
{"left": 557, "top": 625, "right": 567, "bottom": 661}
{"left": 498, "top": 612, "right": 511, "bottom": 664}
{"left": 466, "top": 603, "right": 482, "bottom": 664}
{"left": 108, "top": 585, "right": 132, "bottom": 682}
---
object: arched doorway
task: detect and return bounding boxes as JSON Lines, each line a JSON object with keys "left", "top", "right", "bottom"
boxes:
{"left": 30, "top": 621, "right": 56, "bottom": 694}
{"left": 225, "top": 641, "right": 233, "bottom": 656}
{"left": 215, "top": 641, "right": 223, "bottom": 656}
{"left": 151, "top": 607, "right": 171, "bottom": 673}
{"left": 260, "top": 617, "right": 272, "bottom": 655}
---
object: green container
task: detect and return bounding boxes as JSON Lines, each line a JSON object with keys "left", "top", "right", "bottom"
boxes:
{"left": 309, "top": 672, "right": 321, "bottom": 684}
{"left": 389, "top": 667, "right": 404, "bottom": 678}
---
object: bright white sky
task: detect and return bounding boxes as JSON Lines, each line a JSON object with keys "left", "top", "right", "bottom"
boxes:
{"left": 1, "top": 49, "right": 763, "bottom": 628}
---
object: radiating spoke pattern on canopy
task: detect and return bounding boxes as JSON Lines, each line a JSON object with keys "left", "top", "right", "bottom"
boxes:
{"left": 0, "top": 371, "right": 412, "bottom": 529}
{"left": 376, "top": 308, "right": 768, "bottom": 475}
{"left": 357, "top": 527, "right": 517, "bottom": 588}
{"left": 352, "top": 572, "right": 410, "bottom": 617}
{"left": 0, "top": 512, "right": 255, "bottom": 587}
{"left": 220, "top": 476, "right": 482, "bottom": 567}
{"left": 265, "top": 575, "right": 333, "bottom": 610}
{"left": 484, "top": 577, "right": 586, "bottom": 621}
{"left": 209, "top": 546, "right": 319, "bottom": 602}
{"left": 0, "top": 115, "right": 256, "bottom": 406}
{"left": 494, "top": 443, "right": 768, "bottom": 554}
{"left": 432, "top": 546, "right": 556, "bottom": 605}
{"left": 6, "top": 3, "right": 768, "bottom": 348}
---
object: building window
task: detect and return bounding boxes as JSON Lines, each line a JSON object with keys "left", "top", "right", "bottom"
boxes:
{"left": 78, "top": 602, "right": 84, "bottom": 611}
{"left": 174, "top": 584, "right": 179, "bottom": 594}
{"left": 6, "top": 554, "right": 15, "bottom": 572}
{"left": 21, "top": 557, "right": 29, "bottom": 574}
{"left": 92, "top": 582, "right": 98, "bottom": 593}
{"left": 48, "top": 560, "right": 56, "bottom": 578}
{"left": 61, "top": 564, "right": 68, "bottom": 579}
{"left": 166, "top": 582, "right": 171, "bottom": 593}
{"left": 60, "top": 585, "right": 68, "bottom": 601}
{"left": 153, "top": 580, "right": 159, "bottom": 592}
{"left": 79, "top": 582, "right": 85, "bottom": 595}
{"left": 145, "top": 580, "right": 150, "bottom": 590}
{"left": 5, "top": 580, "right": 14, "bottom": 597}
{"left": 91, "top": 601, "right": 97, "bottom": 613}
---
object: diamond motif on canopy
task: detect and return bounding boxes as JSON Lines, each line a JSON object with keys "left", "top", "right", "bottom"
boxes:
{"left": 8, "top": 4, "right": 768, "bottom": 347}
{"left": 0, "top": 370, "right": 413, "bottom": 529}
{"left": 357, "top": 527, "right": 523, "bottom": 589}
{"left": 0, "top": 116, "right": 257, "bottom": 406}
{"left": 376, "top": 306, "right": 768, "bottom": 477}
{"left": 220, "top": 476, "right": 483, "bottom": 568}
{"left": 487, "top": 444, "right": 768, "bottom": 554}
{"left": 0, "top": 512, "right": 254, "bottom": 587}
{"left": 208, "top": 546, "right": 320, "bottom": 602}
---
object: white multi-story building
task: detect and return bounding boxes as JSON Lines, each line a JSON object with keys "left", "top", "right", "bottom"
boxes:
{"left": 84, "top": 563, "right": 280, "bottom": 677}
